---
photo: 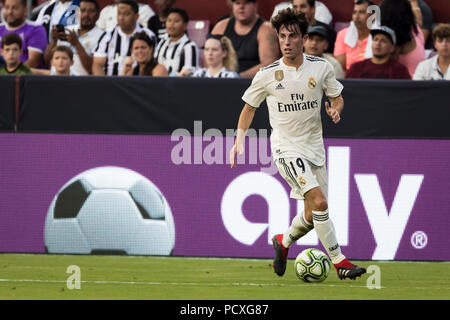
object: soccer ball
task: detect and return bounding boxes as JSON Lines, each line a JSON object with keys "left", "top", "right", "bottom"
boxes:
{"left": 294, "top": 248, "right": 331, "bottom": 283}
{"left": 44, "top": 166, "right": 175, "bottom": 256}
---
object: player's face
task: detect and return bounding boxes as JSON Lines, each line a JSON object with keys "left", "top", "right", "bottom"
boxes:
{"left": 278, "top": 25, "right": 307, "bottom": 60}
{"left": 166, "top": 12, "right": 187, "bottom": 39}
{"left": 80, "top": 1, "right": 99, "bottom": 30}
{"left": 371, "top": 33, "right": 394, "bottom": 59}
{"left": 292, "top": 0, "right": 315, "bottom": 22}
{"left": 3, "top": 0, "right": 27, "bottom": 27}
{"left": 117, "top": 4, "right": 139, "bottom": 33}
{"left": 434, "top": 37, "right": 450, "bottom": 58}
{"left": 352, "top": 3, "right": 370, "bottom": 30}
{"left": 232, "top": 0, "right": 257, "bottom": 24}
{"left": 1, "top": 43, "right": 22, "bottom": 66}
{"left": 131, "top": 39, "right": 153, "bottom": 64}
{"left": 204, "top": 38, "right": 227, "bottom": 68}
{"left": 51, "top": 51, "right": 73, "bottom": 74}
{"left": 304, "top": 34, "right": 327, "bottom": 56}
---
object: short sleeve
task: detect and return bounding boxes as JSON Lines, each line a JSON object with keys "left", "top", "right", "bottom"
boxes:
{"left": 242, "top": 70, "right": 267, "bottom": 108}
{"left": 27, "top": 25, "right": 48, "bottom": 53}
{"left": 93, "top": 31, "right": 109, "bottom": 58}
{"left": 413, "top": 61, "right": 426, "bottom": 80}
{"left": 322, "top": 61, "right": 344, "bottom": 98}
{"left": 333, "top": 28, "right": 347, "bottom": 57}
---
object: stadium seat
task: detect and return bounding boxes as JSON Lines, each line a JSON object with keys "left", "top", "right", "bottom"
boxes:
{"left": 334, "top": 21, "right": 350, "bottom": 33}
{"left": 187, "top": 20, "right": 210, "bottom": 48}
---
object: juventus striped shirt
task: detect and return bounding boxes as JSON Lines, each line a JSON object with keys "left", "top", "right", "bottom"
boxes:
{"left": 154, "top": 34, "right": 199, "bottom": 74}
{"left": 93, "top": 24, "right": 156, "bottom": 76}
{"left": 193, "top": 67, "right": 239, "bottom": 78}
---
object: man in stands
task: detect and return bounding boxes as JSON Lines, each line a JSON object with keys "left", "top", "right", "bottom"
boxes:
{"left": 0, "top": 0, "right": 47, "bottom": 68}
{"left": 305, "top": 25, "right": 344, "bottom": 78}
{"left": 92, "top": 0, "right": 156, "bottom": 76}
{"left": 211, "top": 0, "right": 280, "bottom": 78}
{"left": 97, "top": 0, "right": 154, "bottom": 31}
{"left": 44, "top": 0, "right": 103, "bottom": 75}
{"left": 346, "top": 26, "right": 411, "bottom": 79}
{"left": 334, "top": 0, "right": 372, "bottom": 71}
{"left": 414, "top": 23, "right": 450, "bottom": 80}
{"left": 291, "top": 0, "right": 335, "bottom": 53}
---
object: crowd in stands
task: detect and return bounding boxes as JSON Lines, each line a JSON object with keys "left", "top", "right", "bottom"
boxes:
{"left": 0, "top": 0, "right": 448, "bottom": 80}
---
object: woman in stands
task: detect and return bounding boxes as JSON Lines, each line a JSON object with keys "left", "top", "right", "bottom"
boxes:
{"left": 121, "top": 32, "right": 168, "bottom": 77}
{"left": 193, "top": 34, "right": 239, "bottom": 78}
{"left": 380, "top": 0, "right": 426, "bottom": 77}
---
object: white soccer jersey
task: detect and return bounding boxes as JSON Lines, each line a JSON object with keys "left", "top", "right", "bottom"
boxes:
{"left": 242, "top": 54, "right": 343, "bottom": 166}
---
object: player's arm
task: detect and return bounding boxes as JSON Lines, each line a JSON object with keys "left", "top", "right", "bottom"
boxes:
{"left": 230, "top": 104, "right": 257, "bottom": 168}
{"left": 326, "top": 95, "right": 344, "bottom": 124}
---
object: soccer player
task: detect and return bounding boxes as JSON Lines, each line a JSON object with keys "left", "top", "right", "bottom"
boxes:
{"left": 229, "top": 8, "right": 366, "bottom": 280}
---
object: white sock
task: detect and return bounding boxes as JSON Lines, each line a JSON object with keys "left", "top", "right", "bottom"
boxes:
{"left": 282, "top": 211, "right": 314, "bottom": 248}
{"left": 312, "top": 210, "right": 346, "bottom": 264}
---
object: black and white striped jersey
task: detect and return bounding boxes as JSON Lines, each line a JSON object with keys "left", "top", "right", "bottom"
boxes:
{"left": 93, "top": 23, "right": 156, "bottom": 76}
{"left": 193, "top": 67, "right": 239, "bottom": 78}
{"left": 154, "top": 34, "right": 199, "bottom": 75}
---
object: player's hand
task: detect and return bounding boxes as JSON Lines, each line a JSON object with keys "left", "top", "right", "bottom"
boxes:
{"left": 325, "top": 101, "right": 340, "bottom": 124}
{"left": 230, "top": 143, "right": 243, "bottom": 168}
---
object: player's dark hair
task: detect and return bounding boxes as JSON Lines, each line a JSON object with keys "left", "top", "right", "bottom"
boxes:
{"left": 168, "top": 8, "right": 189, "bottom": 23}
{"left": 306, "top": 0, "right": 315, "bottom": 8}
{"left": 118, "top": 0, "right": 139, "bottom": 14}
{"left": 380, "top": 0, "right": 418, "bottom": 46}
{"left": 1, "top": 32, "right": 23, "bottom": 49}
{"left": 80, "top": 0, "right": 100, "bottom": 12}
{"left": 271, "top": 8, "right": 309, "bottom": 37}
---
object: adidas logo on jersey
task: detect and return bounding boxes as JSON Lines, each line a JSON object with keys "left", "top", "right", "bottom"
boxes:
{"left": 275, "top": 83, "right": 285, "bottom": 90}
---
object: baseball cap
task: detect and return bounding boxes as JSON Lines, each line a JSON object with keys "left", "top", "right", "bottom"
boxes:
{"left": 307, "top": 25, "right": 327, "bottom": 38}
{"left": 370, "top": 25, "right": 397, "bottom": 45}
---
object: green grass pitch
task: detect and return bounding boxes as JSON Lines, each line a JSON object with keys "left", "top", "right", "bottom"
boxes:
{"left": 0, "top": 254, "right": 449, "bottom": 300}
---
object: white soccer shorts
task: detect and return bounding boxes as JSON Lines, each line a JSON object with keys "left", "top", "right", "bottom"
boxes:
{"left": 275, "top": 157, "right": 328, "bottom": 200}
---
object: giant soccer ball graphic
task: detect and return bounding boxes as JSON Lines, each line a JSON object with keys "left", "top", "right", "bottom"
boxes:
{"left": 44, "top": 166, "right": 175, "bottom": 255}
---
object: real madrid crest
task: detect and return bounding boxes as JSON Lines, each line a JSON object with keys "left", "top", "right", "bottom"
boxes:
{"left": 275, "top": 70, "right": 284, "bottom": 82}
{"left": 298, "top": 176, "right": 307, "bottom": 187}
{"left": 308, "top": 77, "right": 317, "bottom": 89}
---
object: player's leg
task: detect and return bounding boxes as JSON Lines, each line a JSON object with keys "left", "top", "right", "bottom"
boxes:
{"left": 271, "top": 158, "right": 316, "bottom": 276}
{"left": 305, "top": 165, "right": 366, "bottom": 280}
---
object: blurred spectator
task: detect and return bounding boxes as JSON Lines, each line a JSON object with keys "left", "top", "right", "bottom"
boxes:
{"left": 44, "top": 0, "right": 102, "bottom": 75}
{"left": 193, "top": 34, "right": 239, "bottom": 78}
{"left": 416, "top": 0, "right": 434, "bottom": 46}
{"left": 334, "top": 0, "right": 372, "bottom": 71}
{"left": 346, "top": 26, "right": 410, "bottom": 79}
{"left": 36, "top": 0, "right": 80, "bottom": 43}
{"left": 272, "top": 0, "right": 332, "bottom": 25}
{"left": 92, "top": 0, "right": 156, "bottom": 76}
{"left": 0, "top": 32, "right": 32, "bottom": 74}
{"left": 305, "top": 25, "right": 344, "bottom": 79}
{"left": 32, "top": 45, "right": 76, "bottom": 75}
{"left": 414, "top": 23, "right": 450, "bottom": 80}
{"left": 97, "top": 0, "right": 154, "bottom": 31}
{"left": 380, "top": 0, "right": 425, "bottom": 78}
{"left": 0, "top": 0, "right": 47, "bottom": 68}
{"left": 154, "top": 8, "right": 199, "bottom": 77}
{"left": 211, "top": 0, "right": 280, "bottom": 78}
{"left": 147, "top": 0, "right": 175, "bottom": 42}
{"left": 121, "top": 31, "right": 168, "bottom": 76}
{"left": 291, "top": 0, "right": 335, "bottom": 53}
